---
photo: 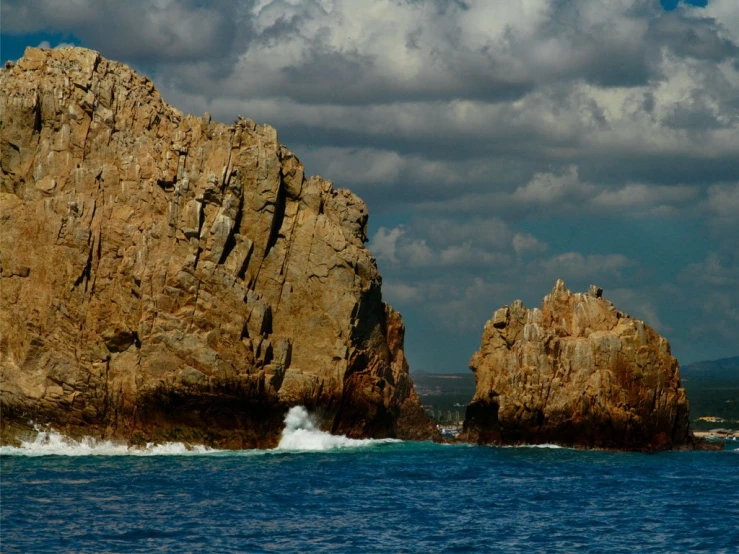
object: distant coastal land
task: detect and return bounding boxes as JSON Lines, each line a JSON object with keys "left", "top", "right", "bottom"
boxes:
{"left": 681, "top": 356, "right": 739, "bottom": 438}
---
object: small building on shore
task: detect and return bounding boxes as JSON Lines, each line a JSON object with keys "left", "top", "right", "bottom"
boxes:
{"left": 697, "top": 416, "right": 726, "bottom": 423}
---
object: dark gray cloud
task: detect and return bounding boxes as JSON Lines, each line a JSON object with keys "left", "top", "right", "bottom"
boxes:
{"left": 654, "top": 11, "right": 739, "bottom": 61}
{"left": 2, "top": 0, "right": 248, "bottom": 67}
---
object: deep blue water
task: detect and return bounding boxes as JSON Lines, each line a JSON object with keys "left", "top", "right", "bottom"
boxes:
{"left": 2, "top": 431, "right": 738, "bottom": 554}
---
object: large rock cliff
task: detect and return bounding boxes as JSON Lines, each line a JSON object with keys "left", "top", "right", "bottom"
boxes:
{"left": 463, "top": 280, "right": 697, "bottom": 451}
{"left": 0, "top": 47, "right": 436, "bottom": 447}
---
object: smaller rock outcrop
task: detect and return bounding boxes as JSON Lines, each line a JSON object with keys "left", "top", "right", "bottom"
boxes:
{"left": 463, "top": 280, "right": 701, "bottom": 451}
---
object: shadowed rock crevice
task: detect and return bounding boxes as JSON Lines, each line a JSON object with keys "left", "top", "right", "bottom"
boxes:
{"left": 0, "top": 47, "right": 436, "bottom": 447}
{"left": 264, "top": 182, "right": 286, "bottom": 258}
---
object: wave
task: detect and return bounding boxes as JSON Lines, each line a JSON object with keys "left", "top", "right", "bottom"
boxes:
{"left": 275, "top": 406, "right": 399, "bottom": 452}
{"left": 0, "top": 407, "right": 399, "bottom": 457}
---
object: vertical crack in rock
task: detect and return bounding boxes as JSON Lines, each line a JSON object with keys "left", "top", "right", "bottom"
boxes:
{"left": 32, "top": 95, "right": 42, "bottom": 133}
{"left": 264, "top": 182, "right": 286, "bottom": 258}
{"left": 218, "top": 189, "right": 243, "bottom": 266}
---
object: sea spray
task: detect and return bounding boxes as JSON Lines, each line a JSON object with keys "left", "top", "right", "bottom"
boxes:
{"left": 0, "top": 427, "right": 217, "bottom": 457}
{"left": 275, "top": 406, "right": 400, "bottom": 452}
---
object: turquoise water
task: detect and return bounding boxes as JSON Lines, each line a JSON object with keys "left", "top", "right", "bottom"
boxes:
{"left": 2, "top": 411, "right": 738, "bottom": 553}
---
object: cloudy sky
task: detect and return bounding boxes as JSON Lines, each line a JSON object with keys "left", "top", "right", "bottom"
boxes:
{"left": 2, "top": 0, "right": 738, "bottom": 371}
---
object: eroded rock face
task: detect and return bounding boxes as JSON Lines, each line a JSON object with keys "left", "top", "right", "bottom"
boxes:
{"left": 0, "top": 47, "right": 436, "bottom": 447}
{"left": 463, "top": 280, "right": 694, "bottom": 451}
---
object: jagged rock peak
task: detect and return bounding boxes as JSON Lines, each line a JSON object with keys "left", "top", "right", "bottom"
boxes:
{"left": 463, "top": 280, "right": 701, "bottom": 451}
{"left": 0, "top": 47, "right": 436, "bottom": 447}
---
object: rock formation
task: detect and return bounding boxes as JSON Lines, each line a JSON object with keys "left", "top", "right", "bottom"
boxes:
{"left": 463, "top": 280, "right": 699, "bottom": 451}
{"left": 0, "top": 47, "right": 436, "bottom": 447}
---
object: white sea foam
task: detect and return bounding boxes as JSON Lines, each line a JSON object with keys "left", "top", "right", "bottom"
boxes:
{"left": 275, "top": 406, "right": 399, "bottom": 452}
{"left": 0, "top": 407, "right": 399, "bottom": 456}
{"left": 0, "top": 426, "right": 218, "bottom": 457}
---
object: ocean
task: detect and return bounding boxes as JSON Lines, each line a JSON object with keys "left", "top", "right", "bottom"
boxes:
{"left": 2, "top": 407, "right": 738, "bottom": 553}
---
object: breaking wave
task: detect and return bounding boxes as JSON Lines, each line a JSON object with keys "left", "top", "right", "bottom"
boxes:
{"left": 275, "top": 406, "right": 399, "bottom": 452}
{"left": 0, "top": 407, "right": 399, "bottom": 457}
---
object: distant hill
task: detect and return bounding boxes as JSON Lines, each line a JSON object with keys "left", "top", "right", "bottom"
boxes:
{"left": 681, "top": 356, "right": 739, "bottom": 381}
{"left": 412, "top": 372, "right": 476, "bottom": 398}
{"left": 680, "top": 356, "right": 739, "bottom": 430}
